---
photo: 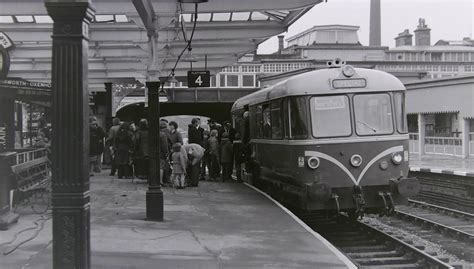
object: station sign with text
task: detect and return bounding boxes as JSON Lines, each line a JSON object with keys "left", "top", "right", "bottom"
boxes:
{"left": 187, "top": 70, "right": 210, "bottom": 87}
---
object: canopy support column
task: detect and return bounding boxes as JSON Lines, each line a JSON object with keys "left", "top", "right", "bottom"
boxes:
{"left": 417, "top": 114, "right": 426, "bottom": 155}
{"left": 45, "top": 1, "right": 94, "bottom": 268}
{"left": 146, "top": 81, "right": 164, "bottom": 221}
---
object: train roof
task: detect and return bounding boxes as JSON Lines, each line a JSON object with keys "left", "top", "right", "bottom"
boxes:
{"left": 232, "top": 66, "right": 406, "bottom": 111}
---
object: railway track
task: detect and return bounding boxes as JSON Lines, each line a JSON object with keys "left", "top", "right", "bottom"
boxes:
{"left": 370, "top": 199, "right": 474, "bottom": 265}
{"left": 300, "top": 213, "right": 453, "bottom": 269}
{"left": 395, "top": 199, "right": 474, "bottom": 244}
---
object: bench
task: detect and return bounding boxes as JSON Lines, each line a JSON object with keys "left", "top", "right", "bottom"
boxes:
{"left": 10, "top": 156, "right": 51, "bottom": 206}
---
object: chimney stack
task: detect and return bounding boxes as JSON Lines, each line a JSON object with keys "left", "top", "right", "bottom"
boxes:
{"left": 414, "top": 18, "right": 431, "bottom": 46}
{"left": 278, "top": 35, "right": 284, "bottom": 54}
{"left": 395, "top": 29, "right": 413, "bottom": 47}
{"left": 369, "top": 0, "right": 381, "bottom": 46}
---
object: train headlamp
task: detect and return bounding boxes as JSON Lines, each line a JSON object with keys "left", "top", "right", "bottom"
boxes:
{"left": 350, "top": 154, "right": 363, "bottom": 167}
{"left": 392, "top": 152, "right": 403, "bottom": 165}
{"left": 342, "top": 65, "right": 355, "bottom": 77}
{"left": 307, "top": 157, "right": 320, "bottom": 169}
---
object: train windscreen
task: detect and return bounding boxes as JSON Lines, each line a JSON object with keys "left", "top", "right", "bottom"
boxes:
{"left": 354, "top": 93, "right": 394, "bottom": 136}
{"left": 311, "top": 95, "right": 352, "bottom": 138}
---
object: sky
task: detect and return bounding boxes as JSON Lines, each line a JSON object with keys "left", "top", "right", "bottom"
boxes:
{"left": 257, "top": 0, "right": 474, "bottom": 54}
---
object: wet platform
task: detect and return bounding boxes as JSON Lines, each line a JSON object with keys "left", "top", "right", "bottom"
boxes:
{"left": 1, "top": 172, "right": 355, "bottom": 269}
{"left": 409, "top": 153, "right": 474, "bottom": 176}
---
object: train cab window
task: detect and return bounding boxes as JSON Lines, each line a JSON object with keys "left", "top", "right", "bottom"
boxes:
{"left": 394, "top": 92, "right": 408, "bottom": 133}
{"left": 288, "top": 97, "right": 308, "bottom": 139}
{"left": 354, "top": 94, "right": 394, "bottom": 136}
{"left": 262, "top": 104, "right": 271, "bottom": 138}
{"left": 271, "top": 101, "right": 282, "bottom": 139}
{"left": 311, "top": 95, "right": 351, "bottom": 137}
{"left": 256, "top": 105, "right": 263, "bottom": 138}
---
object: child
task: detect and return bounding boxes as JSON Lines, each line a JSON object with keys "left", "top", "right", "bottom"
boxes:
{"left": 171, "top": 143, "right": 187, "bottom": 189}
{"left": 208, "top": 129, "right": 220, "bottom": 180}
{"left": 219, "top": 132, "right": 234, "bottom": 182}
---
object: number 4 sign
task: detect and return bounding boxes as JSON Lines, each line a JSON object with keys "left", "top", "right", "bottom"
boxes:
{"left": 187, "top": 71, "right": 210, "bottom": 87}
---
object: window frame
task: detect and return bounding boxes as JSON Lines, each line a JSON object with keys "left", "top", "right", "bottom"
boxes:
{"left": 310, "top": 94, "right": 353, "bottom": 139}
{"left": 352, "top": 93, "right": 395, "bottom": 136}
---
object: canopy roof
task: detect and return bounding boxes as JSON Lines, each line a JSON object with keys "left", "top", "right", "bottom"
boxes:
{"left": 1, "top": 0, "right": 324, "bottom": 91}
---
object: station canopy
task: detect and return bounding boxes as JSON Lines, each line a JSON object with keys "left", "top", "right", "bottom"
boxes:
{"left": 0, "top": 0, "right": 324, "bottom": 92}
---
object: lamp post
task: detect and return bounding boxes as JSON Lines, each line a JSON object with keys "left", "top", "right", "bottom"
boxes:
{"left": 146, "top": 81, "right": 163, "bottom": 221}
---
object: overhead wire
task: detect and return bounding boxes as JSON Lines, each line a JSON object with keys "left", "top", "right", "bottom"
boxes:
{"left": 164, "top": 2, "right": 199, "bottom": 85}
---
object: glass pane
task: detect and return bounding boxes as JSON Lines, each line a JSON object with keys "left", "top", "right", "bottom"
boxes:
{"left": 289, "top": 97, "right": 308, "bottom": 139}
{"left": 34, "top": 16, "right": 53, "bottom": 23}
{"left": 242, "top": 75, "right": 255, "bottom": 87}
{"left": 256, "top": 105, "right": 263, "bottom": 138}
{"left": 226, "top": 75, "right": 238, "bottom": 87}
{"left": 311, "top": 96, "right": 351, "bottom": 137}
{"left": 354, "top": 94, "right": 394, "bottom": 135}
{"left": 219, "top": 74, "right": 225, "bottom": 87}
{"left": 394, "top": 92, "right": 408, "bottom": 133}
{"left": 262, "top": 104, "right": 271, "bottom": 138}
{"left": 271, "top": 102, "right": 282, "bottom": 139}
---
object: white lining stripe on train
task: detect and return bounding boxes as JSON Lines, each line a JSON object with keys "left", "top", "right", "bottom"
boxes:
{"left": 305, "top": 145, "right": 404, "bottom": 185}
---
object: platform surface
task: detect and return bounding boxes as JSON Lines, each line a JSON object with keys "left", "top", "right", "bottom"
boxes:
{"left": 0, "top": 172, "right": 354, "bottom": 269}
{"left": 410, "top": 153, "right": 474, "bottom": 176}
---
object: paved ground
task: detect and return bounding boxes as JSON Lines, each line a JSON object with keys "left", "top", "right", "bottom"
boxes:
{"left": 410, "top": 153, "right": 474, "bottom": 175}
{"left": 1, "top": 172, "right": 353, "bottom": 269}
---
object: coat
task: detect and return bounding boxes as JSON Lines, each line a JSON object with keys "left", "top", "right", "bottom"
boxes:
{"left": 134, "top": 129, "right": 149, "bottom": 158}
{"left": 171, "top": 151, "right": 187, "bottom": 174}
{"left": 218, "top": 125, "right": 236, "bottom": 143}
{"left": 168, "top": 130, "right": 183, "bottom": 146}
{"left": 90, "top": 126, "right": 105, "bottom": 156}
{"left": 107, "top": 125, "right": 120, "bottom": 147}
{"left": 159, "top": 131, "right": 170, "bottom": 160}
{"left": 183, "top": 143, "right": 205, "bottom": 165}
{"left": 188, "top": 124, "right": 203, "bottom": 145}
{"left": 114, "top": 130, "right": 133, "bottom": 165}
{"left": 208, "top": 136, "right": 219, "bottom": 157}
{"left": 219, "top": 138, "right": 233, "bottom": 164}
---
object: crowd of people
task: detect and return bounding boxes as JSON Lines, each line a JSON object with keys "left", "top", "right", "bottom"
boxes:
{"left": 89, "top": 116, "right": 247, "bottom": 189}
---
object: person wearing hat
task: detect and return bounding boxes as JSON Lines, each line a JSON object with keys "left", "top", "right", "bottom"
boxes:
{"left": 218, "top": 121, "right": 236, "bottom": 143}
{"left": 89, "top": 117, "right": 105, "bottom": 176}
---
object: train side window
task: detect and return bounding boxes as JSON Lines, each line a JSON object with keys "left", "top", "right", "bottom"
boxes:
{"left": 256, "top": 105, "right": 263, "bottom": 138}
{"left": 262, "top": 104, "right": 271, "bottom": 139}
{"left": 282, "top": 99, "right": 290, "bottom": 139}
{"left": 288, "top": 97, "right": 308, "bottom": 139}
{"left": 394, "top": 92, "right": 408, "bottom": 133}
{"left": 271, "top": 101, "right": 282, "bottom": 139}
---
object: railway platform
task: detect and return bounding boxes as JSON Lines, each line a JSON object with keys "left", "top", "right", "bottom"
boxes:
{"left": 410, "top": 153, "right": 474, "bottom": 176}
{"left": 0, "top": 172, "right": 355, "bottom": 269}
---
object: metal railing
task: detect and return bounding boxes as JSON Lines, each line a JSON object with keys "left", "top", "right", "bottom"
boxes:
{"left": 424, "top": 136, "right": 462, "bottom": 156}
{"left": 15, "top": 148, "right": 48, "bottom": 165}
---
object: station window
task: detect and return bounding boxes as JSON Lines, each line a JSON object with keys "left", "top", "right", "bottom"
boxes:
{"left": 311, "top": 95, "right": 351, "bottom": 138}
{"left": 210, "top": 75, "right": 216, "bottom": 87}
{"left": 242, "top": 75, "right": 255, "bottom": 87}
{"left": 219, "top": 74, "right": 226, "bottom": 87}
{"left": 288, "top": 97, "right": 308, "bottom": 139}
{"left": 226, "top": 75, "right": 239, "bottom": 87}
{"left": 271, "top": 101, "right": 282, "bottom": 139}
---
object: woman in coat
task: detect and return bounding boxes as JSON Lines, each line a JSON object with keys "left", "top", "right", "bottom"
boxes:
{"left": 114, "top": 122, "right": 133, "bottom": 179}
{"left": 133, "top": 119, "right": 149, "bottom": 178}
{"left": 89, "top": 118, "right": 105, "bottom": 175}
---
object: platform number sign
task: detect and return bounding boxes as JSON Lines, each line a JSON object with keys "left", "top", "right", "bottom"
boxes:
{"left": 188, "top": 71, "right": 210, "bottom": 87}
